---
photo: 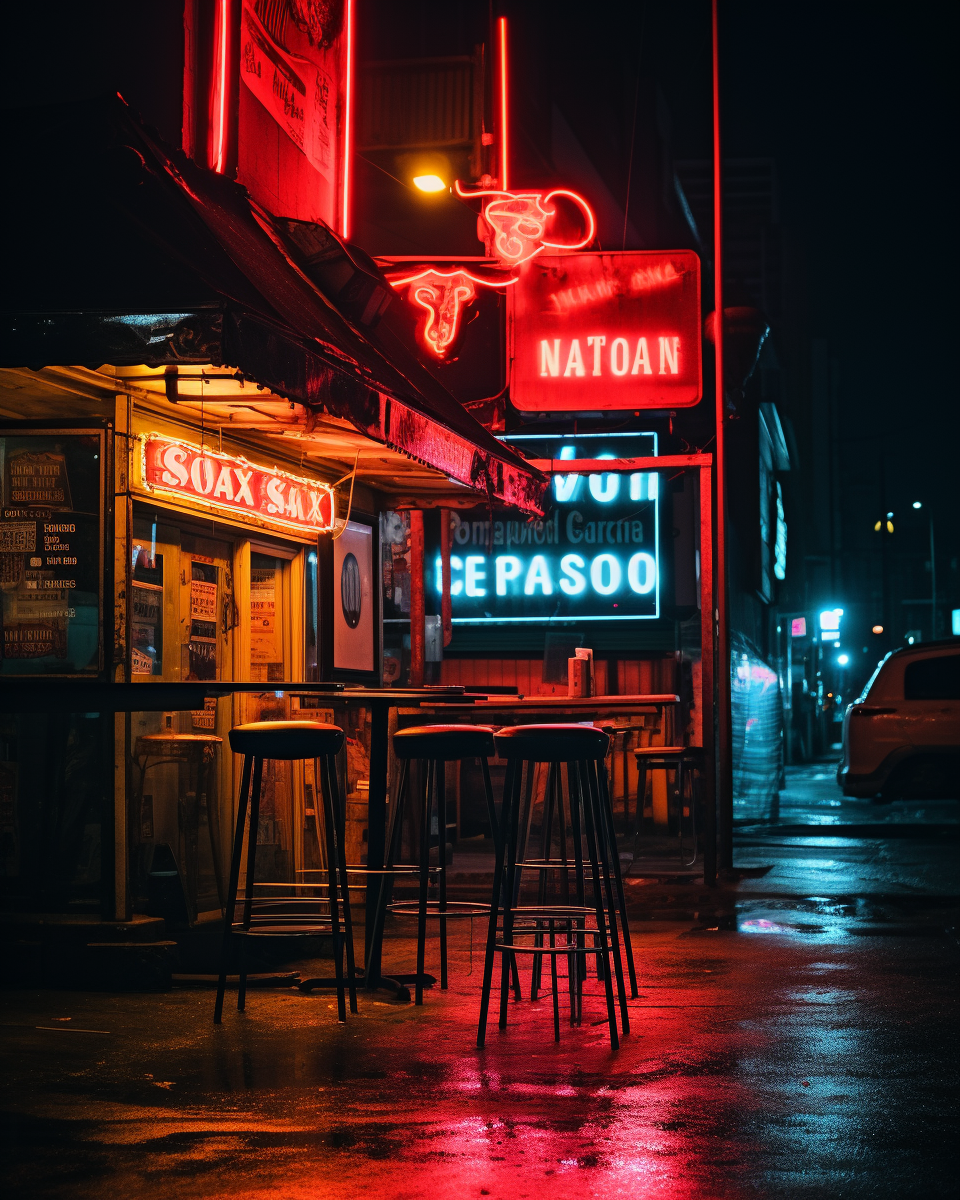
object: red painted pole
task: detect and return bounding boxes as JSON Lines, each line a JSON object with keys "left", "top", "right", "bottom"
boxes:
{"left": 409, "top": 510, "right": 425, "bottom": 686}
{"left": 440, "top": 509, "right": 453, "bottom": 648}
{"left": 712, "top": 0, "right": 733, "bottom": 872}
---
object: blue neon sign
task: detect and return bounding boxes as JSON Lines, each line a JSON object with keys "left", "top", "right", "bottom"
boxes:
{"left": 437, "top": 432, "right": 659, "bottom": 624}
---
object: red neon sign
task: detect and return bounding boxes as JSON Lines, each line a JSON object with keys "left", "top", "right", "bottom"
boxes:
{"left": 142, "top": 435, "right": 334, "bottom": 534}
{"left": 455, "top": 183, "right": 596, "bottom": 266}
{"left": 341, "top": 0, "right": 354, "bottom": 238}
{"left": 508, "top": 251, "right": 702, "bottom": 412}
{"left": 498, "top": 17, "right": 509, "bottom": 190}
{"left": 388, "top": 268, "right": 517, "bottom": 358}
{"left": 212, "top": 0, "right": 230, "bottom": 173}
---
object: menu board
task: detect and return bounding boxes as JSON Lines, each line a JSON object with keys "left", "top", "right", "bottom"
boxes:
{"left": 0, "top": 431, "right": 104, "bottom": 676}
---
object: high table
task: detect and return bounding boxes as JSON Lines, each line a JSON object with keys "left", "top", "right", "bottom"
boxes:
{"left": 356, "top": 691, "right": 680, "bottom": 996}
{"left": 0, "top": 682, "right": 678, "bottom": 1000}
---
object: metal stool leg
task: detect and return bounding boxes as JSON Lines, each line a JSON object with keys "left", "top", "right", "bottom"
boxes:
{"left": 436, "top": 758, "right": 449, "bottom": 990}
{"left": 215, "top": 754, "right": 252, "bottom": 1024}
{"left": 318, "top": 753, "right": 347, "bottom": 1023}
{"left": 531, "top": 762, "right": 558, "bottom": 1001}
{"left": 632, "top": 760, "right": 648, "bottom": 859}
{"left": 415, "top": 759, "right": 432, "bottom": 1006}
{"left": 368, "top": 758, "right": 409, "bottom": 971}
{"left": 324, "top": 753, "right": 358, "bottom": 1015}
{"left": 576, "top": 760, "right": 619, "bottom": 1050}
{"left": 596, "top": 764, "right": 639, "bottom": 998}
{"left": 499, "top": 761, "right": 525, "bottom": 1030}
{"left": 478, "top": 757, "right": 517, "bottom": 1048}
{"left": 549, "top": 922, "right": 560, "bottom": 1042}
{"left": 586, "top": 761, "right": 630, "bottom": 1034}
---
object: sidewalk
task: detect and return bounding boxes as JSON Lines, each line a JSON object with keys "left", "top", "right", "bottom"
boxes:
{"left": 1, "top": 762, "right": 957, "bottom": 1199}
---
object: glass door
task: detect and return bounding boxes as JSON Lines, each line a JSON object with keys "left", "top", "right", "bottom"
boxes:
{"left": 130, "top": 515, "right": 235, "bottom": 923}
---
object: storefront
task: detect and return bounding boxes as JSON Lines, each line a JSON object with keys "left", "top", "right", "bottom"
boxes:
{"left": 0, "top": 98, "right": 545, "bottom": 936}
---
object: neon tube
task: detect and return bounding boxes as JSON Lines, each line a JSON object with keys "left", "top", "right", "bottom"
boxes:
{"left": 214, "top": 0, "right": 229, "bottom": 173}
{"left": 342, "top": 0, "right": 354, "bottom": 239}
{"left": 498, "top": 17, "right": 509, "bottom": 190}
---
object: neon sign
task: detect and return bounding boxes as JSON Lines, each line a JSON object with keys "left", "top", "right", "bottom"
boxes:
{"left": 141, "top": 435, "right": 334, "bottom": 535}
{"left": 387, "top": 268, "right": 517, "bottom": 358}
{"left": 508, "top": 251, "right": 702, "bottom": 412}
{"left": 435, "top": 433, "right": 659, "bottom": 624}
{"left": 454, "top": 183, "right": 596, "bottom": 266}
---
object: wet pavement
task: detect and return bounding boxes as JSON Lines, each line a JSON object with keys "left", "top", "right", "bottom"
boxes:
{"left": 2, "top": 761, "right": 958, "bottom": 1199}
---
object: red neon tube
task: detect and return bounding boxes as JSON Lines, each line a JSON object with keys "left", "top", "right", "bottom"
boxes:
{"left": 213, "top": 0, "right": 230, "bottom": 173}
{"left": 498, "top": 17, "right": 509, "bottom": 190}
{"left": 342, "top": 0, "right": 354, "bottom": 239}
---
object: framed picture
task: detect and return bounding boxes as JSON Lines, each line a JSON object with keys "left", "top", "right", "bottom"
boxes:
{"left": 321, "top": 513, "right": 381, "bottom": 683}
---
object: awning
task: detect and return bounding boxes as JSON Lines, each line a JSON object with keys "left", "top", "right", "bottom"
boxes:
{"left": 0, "top": 97, "right": 544, "bottom": 514}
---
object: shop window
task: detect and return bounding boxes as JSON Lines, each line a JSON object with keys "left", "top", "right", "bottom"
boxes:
{"left": 131, "top": 519, "right": 163, "bottom": 675}
{"left": 305, "top": 549, "right": 319, "bottom": 681}
{"left": 250, "top": 553, "right": 284, "bottom": 683}
{"left": 381, "top": 510, "right": 411, "bottom": 685}
{"left": 186, "top": 560, "right": 218, "bottom": 681}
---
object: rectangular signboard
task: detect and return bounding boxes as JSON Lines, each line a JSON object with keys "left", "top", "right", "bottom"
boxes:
{"left": 140, "top": 435, "right": 334, "bottom": 537}
{"left": 440, "top": 432, "right": 658, "bottom": 624}
{"left": 0, "top": 429, "right": 105, "bottom": 676}
{"left": 508, "top": 251, "right": 701, "bottom": 412}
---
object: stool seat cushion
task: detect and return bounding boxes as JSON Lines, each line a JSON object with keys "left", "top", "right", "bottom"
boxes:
{"left": 494, "top": 723, "right": 609, "bottom": 762}
{"left": 229, "top": 720, "right": 344, "bottom": 759}
{"left": 393, "top": 723, "right": 496, "bottom": 760}
{"left": 635, "top": 746, "right": 688, "bottom": 759}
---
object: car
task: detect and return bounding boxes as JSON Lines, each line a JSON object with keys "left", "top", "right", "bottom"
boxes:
{"left": 838, "top": 640, "right": 960, "bottom": 800}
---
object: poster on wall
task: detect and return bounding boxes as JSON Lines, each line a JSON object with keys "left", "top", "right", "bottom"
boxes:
{"left": 250, "top": 561, "right": 283, "bottom": 682}
{"left": 239, "top": 0, "right": 345, "bottom": 228}
{"left": 0, "top": 430, "right": 104, "bottom": 676}
{"left": 333, "top": 521, "right": 374, "bottom": 673}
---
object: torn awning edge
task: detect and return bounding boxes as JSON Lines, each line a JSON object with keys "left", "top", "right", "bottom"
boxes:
{"left": 221, "top": 309, "right": 545, "bottom": 515}
{"left": 127, "top": 120, "right": 545, "bottom": 514}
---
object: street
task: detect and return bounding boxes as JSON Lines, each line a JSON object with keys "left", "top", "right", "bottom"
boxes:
{"left": 2, "top": 761, "right": 956, "bottom": 1199}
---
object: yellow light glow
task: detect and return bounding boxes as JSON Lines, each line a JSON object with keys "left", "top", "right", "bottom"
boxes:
{"left": 872, "top": 625, "right": 884, "bottom": 634}
{"left": 413, "top": 174, "right": 446, "bottom": 193}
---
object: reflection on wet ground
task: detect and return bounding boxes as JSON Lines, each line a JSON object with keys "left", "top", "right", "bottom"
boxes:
{"left": 1, "top": 762, "right": 957, "bottom": 1199}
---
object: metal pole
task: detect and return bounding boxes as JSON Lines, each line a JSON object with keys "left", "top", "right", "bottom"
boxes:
{"left": 712, "top": 0, "right": 733, "bottom": 872}
{"left": 699, "top": 462, "right": 717, "bottom": 887}
{"left": 409, "top": 510, "right": 424, "bottom": 686}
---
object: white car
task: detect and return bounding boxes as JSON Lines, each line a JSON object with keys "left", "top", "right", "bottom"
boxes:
{"left": 838, "top": 641, "right": 960, "bottom": 800}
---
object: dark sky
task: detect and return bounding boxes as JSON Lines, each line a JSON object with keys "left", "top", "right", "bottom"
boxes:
{"left": 712, "top": 2, "right": 957, "bottom": 521}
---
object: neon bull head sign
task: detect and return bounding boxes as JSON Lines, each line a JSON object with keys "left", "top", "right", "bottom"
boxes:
{"left": 386, "top": 267, "right": 517, "bottom": 359}
{"left": 454, "top": 183, "right": 596, "bottom": 266}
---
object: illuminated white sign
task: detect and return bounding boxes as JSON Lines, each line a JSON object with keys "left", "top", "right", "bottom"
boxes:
{"left": 436, "top": 433, "right": 659, "bottom": 624}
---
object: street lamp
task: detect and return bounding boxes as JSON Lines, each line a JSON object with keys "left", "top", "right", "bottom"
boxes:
{"left": 912, "top": 502, "right": 936, "bottom": 639}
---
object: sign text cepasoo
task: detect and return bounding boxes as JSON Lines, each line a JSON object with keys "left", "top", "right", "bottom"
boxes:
{"left": 437, "top": 433, "right": 659, "bottom": 624}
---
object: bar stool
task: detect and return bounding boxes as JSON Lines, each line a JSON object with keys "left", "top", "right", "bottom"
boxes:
{"left": 369, "top": 724, "right": 501, "bottom": 1005}
{"left": 633, "top": 746, "right": 702, "bottom": 867}
{"left": 214, "top": 721, "right": 356, "bottom": 1024}
{"left": 477, "top": 724, "right": 631, "bottom": 1050}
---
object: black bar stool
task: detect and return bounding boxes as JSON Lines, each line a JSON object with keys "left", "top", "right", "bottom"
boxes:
{"left": 633, "top": 746, "right": 702, "bottom": 867}
{"left": 369, "top": 724, "right": 502, "bottom": 1005}
{"left": 214, "top": 720, "right": 356, "bottom": 1024}
{"left": 477, "top": 724, "right": 631, "bottom": 1050}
